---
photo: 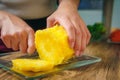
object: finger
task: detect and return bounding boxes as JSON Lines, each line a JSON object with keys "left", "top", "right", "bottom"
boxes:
{"left": 85, "top": 27, "right": 91, "bottom": 44}
{"left": 72, "top": 22, "right": 82, "bottom": 56}
{"left": 27, "top": 29, "right": 35, "bottom": 54}
{"left": 80, "top": 27, "right": 87, "bottom": 52}
{"left": 59, "top": 18, "right": 75, "bottom": 49}
{"left": 11, "top": 33, "right": 19, "bottom": 51}
{"left": 19, "top": 31, "right": 28, "bottom": 53}
{"left": 1, "top": 15, "right": 13, "bottom": 48}
{"left": 80, "top": 18, "right": 91, "bottom": 45}
{"left": 72, "top": 17, "right": 89, "bottom": 56}
{"left": 78, "top": 21, "right": 88, "bottom": 52}
{"left": 47, "top": 17, "right": 55, "bottom": 28}
{"left": 1, "top": 33, "right": 11, "bottom": 48}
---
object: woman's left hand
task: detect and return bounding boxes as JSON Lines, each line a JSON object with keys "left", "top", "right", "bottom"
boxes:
{"left": 47, "top": 1, "right": 91, "bottom": 56}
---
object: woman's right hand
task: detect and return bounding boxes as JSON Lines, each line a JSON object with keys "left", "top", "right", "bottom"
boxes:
{"left": 0, "top": 11, "right": 35, "bottom": 54}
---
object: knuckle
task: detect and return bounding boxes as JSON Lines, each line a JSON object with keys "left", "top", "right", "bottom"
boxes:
{"left": 68, "top": 26, "right": 74, "bottom": 32}
{"left": 1, "top": 34, "right": 9, "bottom": 40}
{"left": 18, "top": 30, "right": 27, "bottom": 38}
{"left": 11, "top": 32, "right": 18, "bottom": 37}
{"left": 47, "top": 17, "right": 51, "bottom": 22}
{"left": 1, "top": 35, "right": 6, "bottom": 40}
{"left": 74, "top": 43, "right": 80, "bottom": 51}
{"left": 27, "top": 28, "right": 34, "bottom": 34}
{"left": 69, "top": 37, "right": 75, "bottom": 43}
{"left": 18, "top": 31, "right": 23, "bottom": 37}
{"left": 76, "top": 28, "right": 81, "bottom": 35}
{"left": 19, "top": 29, "right": 26, "bottom": 33}
{"left": 75, "top": 47, "right": 79, "bottom": 51}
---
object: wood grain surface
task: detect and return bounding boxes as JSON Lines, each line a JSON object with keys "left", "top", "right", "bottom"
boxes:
{"left": 0, "top": 41, "right": 120, "bottom": 80}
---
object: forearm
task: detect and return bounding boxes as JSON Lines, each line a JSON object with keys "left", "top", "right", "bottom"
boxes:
{"left": 0, "top": 11, "right": 5, "bottom": 29}
{"left": 0, "top": 11, "right": 10, "bottom": 29}
{"left": 58, "top": 0, "right": 80, "bottom": 9}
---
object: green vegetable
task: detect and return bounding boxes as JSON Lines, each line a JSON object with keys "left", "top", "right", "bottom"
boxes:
{"left": 87, "top": 23, "right": 106, "bottom": 41}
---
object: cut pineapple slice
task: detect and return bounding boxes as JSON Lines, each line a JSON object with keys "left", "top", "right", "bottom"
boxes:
{"left": 12, "top": 59, "right": 54, "bottom": 72}
{"left": 35, "top": 25, "right": 74, "bottom": 65}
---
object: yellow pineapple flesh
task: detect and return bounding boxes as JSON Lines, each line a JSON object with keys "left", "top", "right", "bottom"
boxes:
{"left": 35, "top": 25, "right": 74, "bottom": 65}
{"left": 12, "top": 59, "right": 54, "bottom": 72}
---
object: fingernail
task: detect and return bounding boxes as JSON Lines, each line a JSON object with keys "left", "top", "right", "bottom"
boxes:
{"left": 75, "top": 50, "right": 80, "bottom": 57}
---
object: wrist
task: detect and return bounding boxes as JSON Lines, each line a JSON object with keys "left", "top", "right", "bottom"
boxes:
{"left": 58, "top": 0, "right": 79, "bottom": 10}
{"left": 0, "top": 11, "right": 5, "bottom": 29}
{"left": 0, "top": 11, "right": 9, "bottom": 29}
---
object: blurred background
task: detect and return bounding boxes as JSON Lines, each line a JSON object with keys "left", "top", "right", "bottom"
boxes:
{"left": 78, "top": 0, "right": 120, "bottom": 42}
{"left": 78, "top": 0, "right": 120, "bottom": 29}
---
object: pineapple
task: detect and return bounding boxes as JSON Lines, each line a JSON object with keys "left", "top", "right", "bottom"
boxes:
{"left": 12, "top": 59, "right": 54, "bottom": 72}
{"left": 35, "top": 25, "right": 74, "bottom": 65}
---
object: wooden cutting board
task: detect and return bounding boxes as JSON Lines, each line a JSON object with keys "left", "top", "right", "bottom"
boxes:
{"left": 0, "top": 41, "right": 120, "bottom": 80}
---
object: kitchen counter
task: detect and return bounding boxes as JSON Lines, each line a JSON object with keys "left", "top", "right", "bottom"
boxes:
{"left": 0, "top": 41, "right": 120, "bottom": 80}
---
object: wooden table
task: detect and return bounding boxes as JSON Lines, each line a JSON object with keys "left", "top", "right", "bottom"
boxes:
{"left": 0, "top": 41, "right": 120, "bottom": 80}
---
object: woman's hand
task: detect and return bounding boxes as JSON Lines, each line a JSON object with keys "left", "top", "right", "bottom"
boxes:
{"left": 47, "top": 1, "right": 91, "bottom": 56}
{"left": 0, "top": 11, "right": 35, "bottom": 54}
